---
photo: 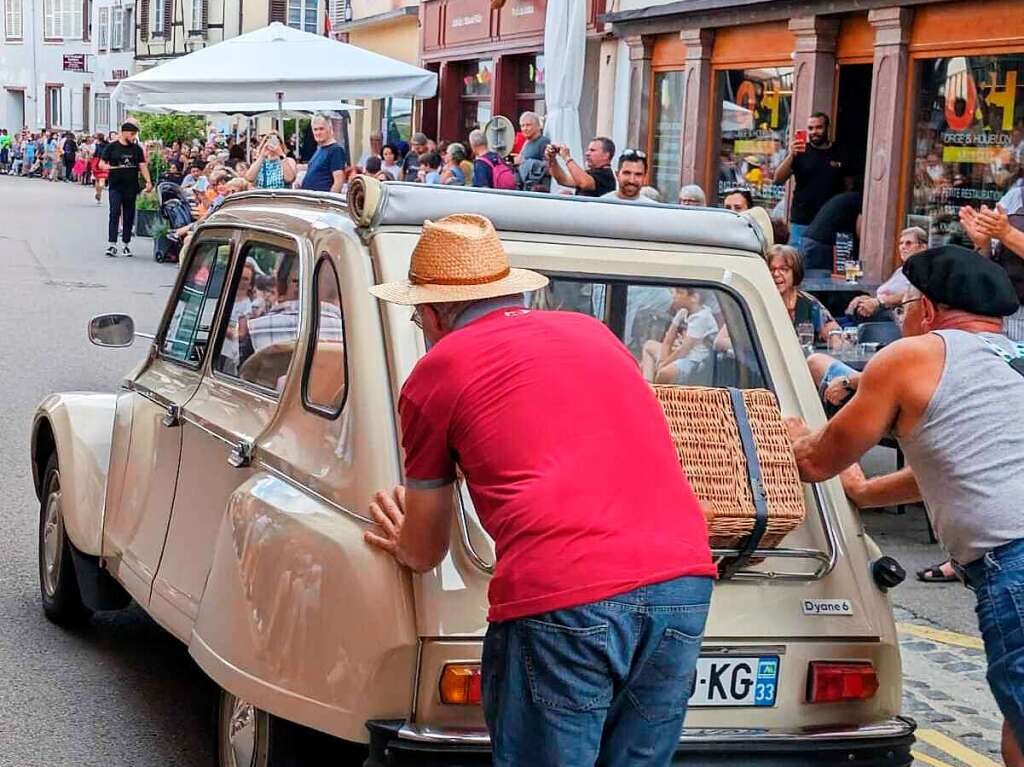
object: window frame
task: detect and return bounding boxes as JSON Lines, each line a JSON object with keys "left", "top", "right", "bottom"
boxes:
{"left": 97, "top": 5, "right": 108, "bottom": 49}
{"left": 286, "top": 0, "right": 317, "bottom": 33}
{"left": 207, "top": 231, "right": 305, "bottom": 401}
{"left": 110, "top": 6, "right": 123, "bottom": 49}
{"left": 301, "top": 254, "right": 349, "bottom": 419}
{"left": 157, "top": 237, "right": 235, "bottom": 371}
{"left": 533, "top": 270, "right": 775, "bottom": 392}
{"left": 152, "top": 0, "right": 164, "bottom": 36}
{"left": 94, "top": 93, "right": 110, "bottom": 133}
{"left": 5, "top": 0, "right": 23, "bottom": 39}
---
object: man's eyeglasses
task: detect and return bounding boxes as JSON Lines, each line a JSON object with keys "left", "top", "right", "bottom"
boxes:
{"left": 410, "top": 307, "right": 423, "bottom": 329}
{"left": 893, "top": 297, "right": 921, "bottom": 321}
{"left": 620, "top": 149, "right": 647, "bottom": 161}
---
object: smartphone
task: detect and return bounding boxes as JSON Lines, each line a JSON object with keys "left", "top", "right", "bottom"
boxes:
{"left": 268, "top": 136, "right": 280, "bottom": 149}
{"left": 795, "top": 129, "right": 808, "bottom": 144}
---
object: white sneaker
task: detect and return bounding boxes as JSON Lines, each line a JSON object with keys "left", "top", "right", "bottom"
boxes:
{"left": 122, "top": 244, "right": 133, "bottom": 258}
{"left": 105, "top": 245, "right": 118, "bottom": 258}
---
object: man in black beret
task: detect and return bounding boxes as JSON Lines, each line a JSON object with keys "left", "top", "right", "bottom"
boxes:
{"left": 786, "top": 244, "right": 1024, "bottom": 765}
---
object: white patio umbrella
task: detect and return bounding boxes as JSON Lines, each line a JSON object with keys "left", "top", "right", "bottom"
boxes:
{"left": 543, "top": 0, "right": 586, "bottom": 194}
{"left": 134, "top": 100, "right": 364, "bottom": 117}
{"left": 113, "top": 22, "right": 436, "bottom": 108}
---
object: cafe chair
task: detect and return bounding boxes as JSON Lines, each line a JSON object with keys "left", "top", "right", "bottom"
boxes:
{"left": 857, "top": 321, "right": 901, "bottom": 348}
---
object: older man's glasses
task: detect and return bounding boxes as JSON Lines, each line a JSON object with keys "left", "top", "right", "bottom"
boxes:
{"left": 893, "top": 297, "right": 921, "bottom": 322}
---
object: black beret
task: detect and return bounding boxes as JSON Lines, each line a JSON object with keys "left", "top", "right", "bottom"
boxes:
{"left": 902, "top": 244, "right": 1019, "bottom": 317}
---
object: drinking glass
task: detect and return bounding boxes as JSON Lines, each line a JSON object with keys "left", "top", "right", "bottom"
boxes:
{"left": 797, "top": 322, "right": 815, "bottom": 348}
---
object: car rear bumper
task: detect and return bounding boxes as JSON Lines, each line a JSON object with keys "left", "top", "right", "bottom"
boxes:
{"left": 365, "top": 716, "right": 916, "bottom": 766}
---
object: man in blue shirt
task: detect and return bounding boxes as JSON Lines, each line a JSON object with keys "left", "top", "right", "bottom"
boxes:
{"left": 301, "top": 114, "right": 348, "bottom": 193}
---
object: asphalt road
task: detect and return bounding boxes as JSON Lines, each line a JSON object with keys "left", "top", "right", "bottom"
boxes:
{"left": 0, "top": 175, "right": 1005, "bottom": 766}
{"left": 1, "top": 175, "right": 215, "bottom": 766}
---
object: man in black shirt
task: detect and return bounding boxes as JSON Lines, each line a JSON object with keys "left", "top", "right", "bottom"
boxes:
{"left": 800, "top": 190, "right": 863, "bottom": 271}
{"left": 773, "top": 112, "right": 853, "bottom": 250}
{"left": 546, "top": 136, "right": 617, "bottom": 197}
{"left": 100, "top": 122, "right": 152, "bottom": 258}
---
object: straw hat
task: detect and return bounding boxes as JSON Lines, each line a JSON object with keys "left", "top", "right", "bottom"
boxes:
{"left": 368, "top": 213, "right": 548, "bottom": 305}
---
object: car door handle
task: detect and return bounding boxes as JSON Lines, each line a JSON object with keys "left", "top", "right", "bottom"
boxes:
{"left": 228, "top": 441, "right": 253, "bottom": 469}
{"left": 161, "top": 404, "right": 181, "bottom": 428}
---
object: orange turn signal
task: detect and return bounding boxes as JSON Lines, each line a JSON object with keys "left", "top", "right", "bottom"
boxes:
{"left": 439, "top": 664, "right": 483, "bottom": 705}
{"left": 807, "top": 661, "right": 879, "bottom": 703}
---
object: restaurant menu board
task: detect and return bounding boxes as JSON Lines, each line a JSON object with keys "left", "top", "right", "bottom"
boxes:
{"left": 908, "top": 55, "right": 1024, "bottom": 245}
{"left": 716, "top": 68, "right": 793, "bottom": 211}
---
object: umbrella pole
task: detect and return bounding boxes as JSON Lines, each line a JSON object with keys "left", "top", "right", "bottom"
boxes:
{"left": 247, "top": 118, "right": 251, "bottom": 164}
{"left": 277, "top": 91, "right": 284, "bottom": 138}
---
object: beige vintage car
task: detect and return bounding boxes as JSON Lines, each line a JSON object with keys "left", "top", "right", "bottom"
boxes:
{"left": 31, "top": 179, "right": 915, "bottom": 766}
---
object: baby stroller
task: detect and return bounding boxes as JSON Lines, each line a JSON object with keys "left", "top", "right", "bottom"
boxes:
{"left": 154, "top": 181, "right": 194, "bottom": 263}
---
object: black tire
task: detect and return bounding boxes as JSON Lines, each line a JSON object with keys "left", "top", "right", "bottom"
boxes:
{"left": 38, "top": 455, "right": 92, "bottom": 626}
{"left": 216, "top": 688, "right": 367, "bottom": 767}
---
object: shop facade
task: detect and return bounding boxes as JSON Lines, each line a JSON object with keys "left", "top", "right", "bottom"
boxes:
{"left": 418, "top": 0, "right": 605, "bottom": 145}
{"left": 604, "top": 0, "right": 1024, "bottom": 281}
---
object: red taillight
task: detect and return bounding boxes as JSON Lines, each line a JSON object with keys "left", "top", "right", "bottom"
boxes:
{"left": 806, "top": 662, "right": 879, "bottom": 703}
{"left": 439, "top": 664, "right": 482, "bottom": 705}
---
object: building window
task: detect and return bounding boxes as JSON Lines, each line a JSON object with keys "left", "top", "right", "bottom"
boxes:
{"left": 649, "top": 70, "right": 684, "bottom": 203}
{"left": 111, "top": 6, "right": 123, "bottom": 48}
{"left": 907, "top": 54, "right": 1024, "bottom": 245}
{"left": 44, "top": 0, "right": 84, "bottom": 39}
{"left": 116, "top": 100, "right": 126, "bottom": 126}
{"left": 514, "top": 53, "right": 545, "bottom": 120}
{"left": 152, "top": 0, "right": 164, "bottom": 36}
{"left": 190, "top": 0, "right": 205, "bottom": 34}
{"left": 97, "top": 6, "right": 108, "bottom": 49}
{"left": 95, "top": 93, "right": 110, "bottom": 133}
{"left": 287, "top": 0, "right": 317, "bottom": 33}
{"left": 46, "top": 86, "right": 63, "bottom": 127}
{"left": 715, "top": 67, "right": 793, "bottom": 209}
{"left": 460, "top": 59, "right": 493, "bottom": 139}
{"left": 84, "top": 0, "right": 91, "bottom": 39}
{"left": 121, "top": 7, "right": 131, "bottom": 50}
{"left": 5, "top": 0, "right": 23, "bottom": 39}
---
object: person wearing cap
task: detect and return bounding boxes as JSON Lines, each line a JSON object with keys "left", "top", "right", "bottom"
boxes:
{"left": 99, "top": 122, "right": 152, "bottom": 258}
{"left": 363, "top": 213, "right": 715, "bottom": 766}
{"left": 786, "top": 245, "right": 1024, "bottom": 766}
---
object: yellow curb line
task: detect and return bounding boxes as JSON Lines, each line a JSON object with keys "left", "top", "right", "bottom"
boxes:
{"left": 917, "top": 729, "right": 1002, "bottom": 767}
{"left": 897, "top": 622, "right": 985, "bottom": 650}
{"left": 911, "top": 749, "right": 958, "bottom": 767}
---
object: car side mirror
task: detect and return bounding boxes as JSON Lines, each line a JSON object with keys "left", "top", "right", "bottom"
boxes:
{"left": 89, "top": 314, "right": 136, "bottom": 347}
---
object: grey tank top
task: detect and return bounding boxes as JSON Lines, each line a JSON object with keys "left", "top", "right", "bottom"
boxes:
{"left": 900, "top": 330, "right": 1024, "bottom": 564}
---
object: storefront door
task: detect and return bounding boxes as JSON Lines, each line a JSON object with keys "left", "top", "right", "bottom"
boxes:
{"left": 835, "top": 63, "right": 873, "bottom": 184}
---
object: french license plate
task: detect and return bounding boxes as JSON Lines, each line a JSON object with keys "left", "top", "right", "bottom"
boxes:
{"left": 689, "top": 656, "right": 780, "bottom": 707}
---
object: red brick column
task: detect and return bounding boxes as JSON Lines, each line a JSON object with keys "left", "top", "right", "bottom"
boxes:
{"left": 624, "top": 35, "right": 653, "bottom": 152}
{"left": 861, "top": 6, "right": 913, "bottom": 282}
{"left": 679, "top": 28, "right": 714, "bottom": 191}
{"left": 788, "top": 16, "right": 840, "bottom": 139}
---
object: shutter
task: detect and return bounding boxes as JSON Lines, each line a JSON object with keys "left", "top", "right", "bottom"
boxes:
{"left": 269, "top": 0, "right": 286, "bottom": 23}
{"left": 162, "top": 0, "right": 171, "bottom": 35}
{"left": 201, "top": 0, "right": 208, "bottom": 33}
{"left": 140, "top": 0, "right": 149, "bottom": 40}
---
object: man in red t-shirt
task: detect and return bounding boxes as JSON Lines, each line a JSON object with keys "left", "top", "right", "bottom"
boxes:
{"left": 365, "top": 213, "right": 715, "bottom": 766}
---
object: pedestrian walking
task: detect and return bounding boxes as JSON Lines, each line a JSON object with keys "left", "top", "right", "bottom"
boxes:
{"left": 100, "top": 122, "right": 152, "bottom": 258}
{"left": 364, "top": 213, "right": 715, "bottom": 767}
{"left": 785, "top": 245, "right": 1024, "bottom": 767}
{"left": 772, "top": 112, "right": 853, "bottom": 249}
{"left": 61, "top": 133, "right": 77, "bottom": 183}
{"left": 0, "top": 129, "right": 10, "bottom": 174}
{"left": 92, "top": 133, "right": 109, "bottom": 204}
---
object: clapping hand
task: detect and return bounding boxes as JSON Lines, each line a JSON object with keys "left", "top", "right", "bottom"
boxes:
{"left": 976, "top": 204, "right": 1011, "bottom": 240}
{"left": 959, "top": 205, "right": 993, "bottom": 250}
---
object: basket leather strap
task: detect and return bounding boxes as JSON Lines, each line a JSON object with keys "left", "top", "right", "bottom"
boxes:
{"left": 720, "top": 387, "right": 770, "bottom": 578}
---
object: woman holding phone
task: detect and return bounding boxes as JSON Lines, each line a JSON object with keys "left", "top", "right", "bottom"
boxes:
{"left": 245, "top": 131, "right": 297, "bottom": 189}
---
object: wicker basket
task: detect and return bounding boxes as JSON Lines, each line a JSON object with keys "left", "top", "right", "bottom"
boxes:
{"left": 654, "top": 385, "right": 806, "bottom": 550}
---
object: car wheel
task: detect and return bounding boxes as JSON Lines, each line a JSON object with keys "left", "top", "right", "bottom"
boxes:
{"left": 38, "top": 455, "right": 92, "bottom": 626}
{"left": 217, "top": 688, "right": 368, "bottom": 767}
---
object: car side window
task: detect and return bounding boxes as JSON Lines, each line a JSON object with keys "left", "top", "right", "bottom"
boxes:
{"left": 303, "top": 256, "right": 347, "bottom": 416}
{"left": 161, "top": 241, "right": 232, "bottom": 365}
{"left": 212, "top": 241, "right": 299, "bottom": 395}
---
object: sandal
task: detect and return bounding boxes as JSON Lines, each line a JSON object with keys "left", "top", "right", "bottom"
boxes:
{"left": 916, "top": 564, "right": 957, "bottom": 583}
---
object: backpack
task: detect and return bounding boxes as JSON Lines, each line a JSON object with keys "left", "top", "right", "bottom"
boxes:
{"left": 479, "top": 152, "right": 516, "bottom": 190}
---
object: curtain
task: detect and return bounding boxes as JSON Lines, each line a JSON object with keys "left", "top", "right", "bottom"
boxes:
{"left": 542, "top": 0, "right": 585, "bottom": 193}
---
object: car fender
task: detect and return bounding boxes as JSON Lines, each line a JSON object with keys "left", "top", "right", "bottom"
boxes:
{"left": 31, "top": 393, "right": 117, "bottom": 556}
{"left": 190, "top": 472, "right": 418, "bottom": 744}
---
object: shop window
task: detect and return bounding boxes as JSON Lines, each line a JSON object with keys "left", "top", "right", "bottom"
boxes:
{"left": 907, "top": 54, "right": 1024, "bottom": 245}
{"left": 649, "top": 70, "right": 685, "bottom": 203}
{"left": 460, "top": 59, "right": 493, "bottom": 139}
{"left": 715, "top": 67, "right": 793, "bottom": 210}
{"left": 515, "top": 54, "right": 545, "bottom": 120}
{"left": 383, "top": 97, "right": 412, "bottom": 144}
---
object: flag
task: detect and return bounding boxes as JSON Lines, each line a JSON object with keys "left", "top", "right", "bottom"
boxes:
{"left": 325, "top": 2, "right": 333, "bottom": 37}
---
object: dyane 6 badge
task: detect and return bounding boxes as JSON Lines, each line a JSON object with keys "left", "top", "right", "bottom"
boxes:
{"left": 802, "top": 599, "right": 854, "bottom": 616}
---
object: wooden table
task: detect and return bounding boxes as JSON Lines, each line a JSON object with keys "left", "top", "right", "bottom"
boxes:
{"left": 803, "top": 269, "right": 880, "bottom": 319}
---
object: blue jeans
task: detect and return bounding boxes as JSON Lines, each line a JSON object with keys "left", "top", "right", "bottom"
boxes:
{"left": 482, "top": 576, "right": 713, "bottom": 767}
{"left": 788, "top": 222, "right": 808, "bottom": 250}
{"left": 960, "top": 538, "right": 1024, "bottom": 746}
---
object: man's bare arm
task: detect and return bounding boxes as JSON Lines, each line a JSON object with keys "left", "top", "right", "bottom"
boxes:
{"left": 790, "top": 346, "right": 904, "bottom": 482}
{"left": 840, "top": 465, "right": 922, "bottom": 508}
{"left": 365, "top": 484, "right": 454, "bottom": 572}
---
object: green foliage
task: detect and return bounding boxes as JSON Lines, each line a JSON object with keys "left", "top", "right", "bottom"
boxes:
{"left": 135, "top": 190, "right": 160, "bottom": 210}
{"left": 132, "top": 113, "right": 206, "bottom": 146}
{"left": 151, "top": 220, "right": 171, "bottom": 240}
{"left": 147, "top": 152, "right": 169, "bottom": 182}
